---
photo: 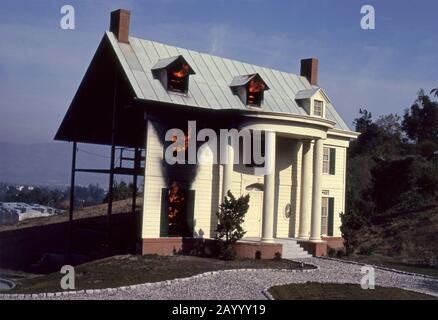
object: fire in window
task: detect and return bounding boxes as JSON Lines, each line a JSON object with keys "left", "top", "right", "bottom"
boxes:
{"left": 152, "top": 55, "right": 195, "bottom": 94}
{"left": 247, "top": 78, "right": 267, "bottom": 106}
{"left": 230, "top": 73, "right": 269, "bottom": 107}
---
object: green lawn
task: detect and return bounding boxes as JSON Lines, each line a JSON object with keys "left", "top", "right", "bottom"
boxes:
{"left": 7, "top": 254, "right": 313, "bottom": 294}
{"left": 341, "top": 254, "right": 438, "bottom": 278}
{"left": 269, "top": 282, "right": 437, "bottom": 300}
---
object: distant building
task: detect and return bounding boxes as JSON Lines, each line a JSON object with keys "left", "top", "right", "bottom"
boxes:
{"left": 0, "top": 202, "right": 65, "bottom": 225}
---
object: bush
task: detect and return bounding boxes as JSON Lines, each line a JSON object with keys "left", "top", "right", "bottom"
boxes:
{"left": 340, "top": 210, "right": 367, "bottom": 255}
{"left": 274, "top": 252, "right": 282, "bottom": 260}
{"left": 327, "top": 248, "right": 337, "bottom": 257}
{"left": 397, "top": 191, "right": 426, "bottom": 212}
{"left": 336, "top": 249, "right": 346, "bottom": 258}
{"left": 358, "top": 245, "right": 374, "bottom": 256}
{"left": 371, "top": 158, "right": 416, "bottom": 211}
{"left": 215, "top": 191, "right": 250, "bottom": 260}
{"left": 219, "top": 245, "right": 236, "bottom": 261}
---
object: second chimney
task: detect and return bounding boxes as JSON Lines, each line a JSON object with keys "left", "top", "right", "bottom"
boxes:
{"left": 110, "top": 9, "right": 131, "bottom": 43}
{"left": 300, "top": 58, "right": 318, "bottom": 86}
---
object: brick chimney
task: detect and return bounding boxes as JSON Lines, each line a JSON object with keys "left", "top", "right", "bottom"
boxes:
{"left": 300, "top": 58, "right": 318, "bottom": 86}
{"left": 110, "top": 9, "right": 131, "bottom": 43}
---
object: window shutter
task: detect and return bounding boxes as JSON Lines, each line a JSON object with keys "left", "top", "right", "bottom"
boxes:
{"left": 186, "top": 190, "right": 196, "bottom": 237}
{"left": 160, "top": 188, "right": 169, "bottom": 237}
{"left": 329, "top": 148, "right": 336, "bottom": 175}
{"left": 327, "top": 198, "right": 335, "bottom": 236}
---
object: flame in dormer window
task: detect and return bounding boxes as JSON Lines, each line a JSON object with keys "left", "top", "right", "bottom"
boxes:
{"left": 168, "top": 64, "right": 191, "bottom": 93}
{"left": 172, "top": 64, "right": 190, "bottom": 78}
{"left": 151, "top": 56, "right": 195, "bottom": 94}
{"left": 247, "top": 78, "right": 267, "bottom": 106}
{"left": 248, "top": 78, "right": 266, "bottom": 93}
{"left": 230, "top": 74, "right": 269, "bottom": 107}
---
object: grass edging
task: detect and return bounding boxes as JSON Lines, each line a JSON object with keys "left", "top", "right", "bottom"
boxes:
{"left": 261, "top": 260, "right": 320, "bottom": 300}
{"left": 1, "top": 262, "right": 319, "bottom": 300}
{"left": 319, "top": 256, "right": 438, "bottom": 280}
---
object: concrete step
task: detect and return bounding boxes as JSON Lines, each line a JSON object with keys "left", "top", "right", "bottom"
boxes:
{"left": 275, "top": 238, "right": 313, "bottom": 259}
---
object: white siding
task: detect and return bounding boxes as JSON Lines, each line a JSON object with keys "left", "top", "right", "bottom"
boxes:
{"left": 321, "top": 139, "right": 348, "bottom": 237}
{"left": 142, "top": 120, "right": 166, "bottom": 238}
{"left": 139, "top": 126, "right": 350, "bottom": 240}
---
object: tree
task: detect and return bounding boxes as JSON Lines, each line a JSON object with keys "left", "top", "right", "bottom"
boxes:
{"left": 353, "top": 108, "right": 373, "bottom": 133}
{"left": 375, "top": 114, "right": 402, "bottom": 138}
{"left": 215, "top": 191, "right": 250, "bottom": 260}
{"left": 370, "top": 158, "right": 416, "bottom": 212}
{"left": 102, "top": 181, "right": 136, "bottom": 203}
{"left": 402, "top": 90, "right": 438, "bottom": 144}
{"left": 349, "top": 109, "right": 402, "bottom": 159}
{"left": 431, "top": 87, "right": 438, "bottom": 98}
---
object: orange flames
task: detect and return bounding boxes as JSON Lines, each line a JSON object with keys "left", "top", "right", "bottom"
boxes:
{"left": 248, "top": 78, "right": 266, "bottom": 93}
{"left": 167, "top": 181, "right": 186, "bottom": 234}
{"left": 172, "top": 64, "right": 190, "bottom": 78}
{"left": 170, "top": 127, "right": 192, "bottom": 153}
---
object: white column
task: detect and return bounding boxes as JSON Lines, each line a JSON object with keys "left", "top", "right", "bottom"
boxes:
{"left": 298, "top": 140, "right": 312, "bottom": 239}
{"left": 310, "top": 138, "right": 323, "bottom": 241}
{"left": 261, "top": 131, "right": 276, "bottom": 243}
{"left": 222, "top": 142, "right": 234, "bottom": 200}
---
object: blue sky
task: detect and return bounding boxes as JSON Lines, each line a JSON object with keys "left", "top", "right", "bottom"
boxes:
{"left": 0, "top": 0, "right": 437, "bottom": 143}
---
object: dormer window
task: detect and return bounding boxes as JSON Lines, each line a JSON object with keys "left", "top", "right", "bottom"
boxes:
{"left": 151, "top": 55, "right": 195, "bottom": 94}
{"left": 230, "top": 74, "right": 269, "bottom": 107}
{"left": 295, "top": 88, "right": 331, "bottom": 118}
{"left": 314, "top": 100, "right": 323, "bottom": 117}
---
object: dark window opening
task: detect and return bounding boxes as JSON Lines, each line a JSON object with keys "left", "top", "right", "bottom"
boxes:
{"left": 167, "top": 63, "right": 190, "bottom": 93}
{"left": 247, "top": 78, "right": 266, "bottom": 107}
{"left": 151, "top": 55, "right": 195, "bottom": 95}
{"left": 230, "top": 74, "right": 269, "bottom": 108}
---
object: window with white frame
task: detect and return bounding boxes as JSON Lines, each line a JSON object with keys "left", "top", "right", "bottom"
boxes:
{"left": 323, "top": 147, "right": 330, "bottom": 174}
{"left": 314, "top": 99, "right": 323, "bottom": 117}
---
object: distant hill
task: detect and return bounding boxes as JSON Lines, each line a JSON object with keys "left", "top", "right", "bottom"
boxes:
{"left": 0, "top": 142, "right": 110, "bottom": 186}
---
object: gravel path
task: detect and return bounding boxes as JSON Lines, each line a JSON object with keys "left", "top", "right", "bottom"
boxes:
{"left": 2, "top": 258, "right": 438, "bottom": 300}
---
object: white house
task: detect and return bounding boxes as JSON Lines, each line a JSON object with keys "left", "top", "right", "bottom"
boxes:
{"left": 55, "top": 9, "right": 359, "bottom": 258}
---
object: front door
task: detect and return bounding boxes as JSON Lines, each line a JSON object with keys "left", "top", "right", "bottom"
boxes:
{"left": 243, "top": 190, "right": 263, "bottom": 238}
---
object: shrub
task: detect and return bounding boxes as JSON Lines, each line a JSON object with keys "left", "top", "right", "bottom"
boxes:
{"left": 327, "top": 248, "right": 337, "bottom": 257}
{"left": 340, "top": 210, "right": 367, "bottom": 255}
{"left": 358, "top": 245, "right": 374, "bottom": 256}
{"left": 273, "top": 252, "right": 282, "bottom": 260}
{"left": 219, "top": 245, "right": 236, "bottom": 261}
{"left": 215, "top": 191, "right": 250, "bottom": 260}
{"left": 336, "top": 249, "right": 346, "bottom": 258}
